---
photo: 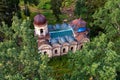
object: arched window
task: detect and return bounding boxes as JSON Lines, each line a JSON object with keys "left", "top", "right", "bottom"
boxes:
{"left": 43, "top": 51, "right": 47, "bottom": 55}
{"left": 40, "top": 29, "right": 43, "bottom": 34}
{"left": 63, "top": 48, "right": 66, "bottom": 53}
{"left": 80, "top": 45, "right": 83, "bottom": 49}
{"left": 54, "top": 50, "right": 58, "bottom": 54}
{"left": 71, "top": 47, "right": 73, "bottom": 51}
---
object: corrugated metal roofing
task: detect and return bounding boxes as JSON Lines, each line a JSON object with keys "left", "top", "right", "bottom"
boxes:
{"left": 48, "top": 23, "right": 76, "bottom": 44}
{"left": 65, "top": 36, "right": 75, "bottom": 43}
{"left": 58, "top": 37, "right": 66, "bottom": 44}
{"left": 50, "top": 38, "right": 58, "bottom": 44}
{"left": 50, "top": 36, "right": 76, "bottom": 44}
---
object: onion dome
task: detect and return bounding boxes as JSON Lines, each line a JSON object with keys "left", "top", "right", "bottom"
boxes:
{"left": 70, "top": 18, "right": 86, "bottom": 27}
{"left": 33, "top": 14, "right": 47, "bottom": 26}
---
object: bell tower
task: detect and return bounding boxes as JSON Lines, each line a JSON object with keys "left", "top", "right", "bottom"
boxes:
{"left": 33, "top": 14, "right": 48, "bottom": 37}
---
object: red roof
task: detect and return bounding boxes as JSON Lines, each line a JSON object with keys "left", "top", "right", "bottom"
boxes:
{"left": 33, "top": 14, "right": 47, "bottom": 26}
{"left": 75, "top": 32, "right": 87, "bottom": 42}
{"left": 70, "top": 18, "right": 86, "bottom": 27}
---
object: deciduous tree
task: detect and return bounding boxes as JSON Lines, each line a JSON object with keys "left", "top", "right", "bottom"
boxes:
{"left": 0, "top": 17, "right": 52, "bottom": 80}
{"left": 50, "top": 0, "right": 64, "bottom": 21}
{"left": 65, "top": 34, "right": 119, "bottom": 80}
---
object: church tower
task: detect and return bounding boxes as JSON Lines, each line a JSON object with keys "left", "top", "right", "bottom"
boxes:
{"left": 33, "top": 14, "right": 48, "bottom": 37}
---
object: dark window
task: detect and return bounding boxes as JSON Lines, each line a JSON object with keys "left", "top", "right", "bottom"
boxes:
{"left": 40, "top": 29, "right": 43, "bottom": 34}
{"left": 63, "top": 48, "right": 66, "bottom": 53}
{"left": 71, "top": 47, "right": 73, "bottom": 51}
{"left": 43, "top": 51, "right": 47, "bottom": 55}
{"left": 54, "top": 50, "right": 58, "bottom": 54}
{"left": 80, "top": 45, "right": 83, "bottom": 49}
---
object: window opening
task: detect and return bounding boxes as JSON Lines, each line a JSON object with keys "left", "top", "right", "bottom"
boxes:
{"left": 55, "top": 50, "right": 58, "bottom": 54}
{"left": 71, "top": 47, "right": 73, "bottom": 51}
{"left": 40, "top": 29, "right": 43, "bottom": 34}
{"left": 43, "top": 51, "right": 47, "bottom": 55}
{"left": 80, "top": 45, "right": 83, "bottom": 49}
{"left": 63, "top": 48, "right": 66, "bottom": 53}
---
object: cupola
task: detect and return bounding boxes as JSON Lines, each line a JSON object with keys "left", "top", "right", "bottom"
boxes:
{"left": 33, "top": 14, "right": 47, "bottom": 26}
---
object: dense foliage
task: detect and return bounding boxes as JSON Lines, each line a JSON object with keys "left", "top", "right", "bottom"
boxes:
{"left": 50, "top": 0, "right": 64, "bottom": 21}
{"left": 65, "top": 34, "right": 119, "bottom": 80}
{"left": 0, "top": 0, "right": 20, "bottom": 26}
{"left": 0, "top": 17, "right": 51, "bottom": 80}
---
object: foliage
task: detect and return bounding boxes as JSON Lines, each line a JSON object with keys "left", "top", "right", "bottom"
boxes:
{"left": 65, "top": 34, "right": 119, "bottom": 80}
{"left": 48, "top": 55, "right": 72, "bottom": 80}
{"left": 20, "top": 0, "right": 39, "bottom": 5}
{"left": 93, "top": 0, "right": 120, "bottom": 37}
{"left": 75, "top": 0, "right": 87, "bottom": 18}
{"left": 62, "top": 0, "right": 75, "bottom": 8}
{"left": 0, "top": 17, "right": 52, "bottom": 80}
{"left": 75, "top": 0, "right": 107, "bottom": 20}
{"left": 0, "top": 0, "right": 21, "bottom": 26}
{"left": 93, "top": 0, "right": 120, "bottom": 71}
{"left": 50, "top": 0, "right": 64, "bottom": 21}
{"left": 37, "top": 0, "right": 51, "bottom": 9}
{"left": 23, "top": 5, "right": 31, "bottom": 16}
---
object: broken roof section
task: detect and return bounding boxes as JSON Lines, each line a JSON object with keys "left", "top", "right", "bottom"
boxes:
{"left": 70, "top": 18, "right": 86, "bottom": 27}
{"left": 48, "top": 23, "right": 71, "bottom": 32}
{"left": 50, "top": 36, "right": 76, "bottom": 45}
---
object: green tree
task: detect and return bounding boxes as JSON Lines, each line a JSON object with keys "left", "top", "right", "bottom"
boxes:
{"left": 0, "top": 17, "right": 52, "bottom": 80}
{"left": 92, "top": 0, "right": 120, "bottom": 72}
{"left": 65, "top": 34, "right": 119, "bottom": 80}
{"left": 50, "top": 0, "right": 64, "bottom": 21}
{"left": 93, "top": 0, "right": 120, "bottom": 37}
{"left": 74, "top": 0, "right": 107, "bottom": 20}
{"left": 37, "top": 0, "right": 51, "bottom": 9}
{"left": 20, "top": 0, "right": 40, "bottom": 16}
{"left": 75, "top": 0, "right": 87, "bottom": 18}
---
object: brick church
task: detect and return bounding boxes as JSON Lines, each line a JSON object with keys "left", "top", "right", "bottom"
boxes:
{"left": 33, "top": 14, "right": 89, "bottom": 57}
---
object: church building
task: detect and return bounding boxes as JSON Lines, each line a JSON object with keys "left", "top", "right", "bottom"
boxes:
{"left": 33, "top": 14, "right": 90, "bottom": 57}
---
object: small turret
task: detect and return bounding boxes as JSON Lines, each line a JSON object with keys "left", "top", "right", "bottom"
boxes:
{"left": 33, "top": 14, "right": 48, "bottom": 37}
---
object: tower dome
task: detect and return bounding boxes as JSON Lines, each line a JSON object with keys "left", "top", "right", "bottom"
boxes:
{"left": 33, "top": 14, "right": 47, "bottom": 26}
